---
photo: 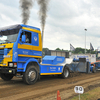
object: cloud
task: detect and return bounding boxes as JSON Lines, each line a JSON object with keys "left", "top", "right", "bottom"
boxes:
{"left": 43, "top": 0, "right": 100, "bottom": 50}
{"left": 0, "top": 0, "right": 100, "bottom": 50}
{"left": 0, "top": 2, "right": 21, "bottom": 26}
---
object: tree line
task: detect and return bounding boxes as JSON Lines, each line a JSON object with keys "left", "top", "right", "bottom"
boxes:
{"left": 43, "top": 47, "right": 96, "bottom": 54}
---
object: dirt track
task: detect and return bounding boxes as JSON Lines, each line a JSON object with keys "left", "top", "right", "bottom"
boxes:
{"left": 0, "top": 72, "right": 100, "bottom": 100}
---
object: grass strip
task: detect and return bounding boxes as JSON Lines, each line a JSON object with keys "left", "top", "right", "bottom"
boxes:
{"left": 71, "top": 87, "right": 100, "bottom": 100}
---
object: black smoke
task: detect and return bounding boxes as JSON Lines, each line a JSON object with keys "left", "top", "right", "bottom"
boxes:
{"left": 19, "top": 0, "right": 34, "bottom": 24}
{"left": 37, "top": 0, "right": 50, "bottom": 33}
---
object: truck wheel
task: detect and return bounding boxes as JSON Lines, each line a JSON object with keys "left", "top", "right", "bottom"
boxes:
{"left": 61, "top": 66, "right": 70, "bottom": 79}
{"left": 23, "top": 66, "right": 38, "bottom": 85}
{"left": 1, "top": 73, "right": 13, "bottom": 81}
{"left": 92, "top": 67, "right": 96, "bottom": 73}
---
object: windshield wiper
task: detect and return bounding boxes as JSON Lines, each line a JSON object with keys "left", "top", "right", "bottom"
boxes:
{"left": 4, "top": 40, "right": 12, "bottom": 43}
{"left": 5, "top": 40, "right": 9, "bottom": 42}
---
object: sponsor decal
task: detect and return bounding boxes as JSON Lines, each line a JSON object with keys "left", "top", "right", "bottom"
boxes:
{"left": 57, "top": 58, "right": 62, "bottom": 61}
{"left": 3, "top": 55, "right": 11, "bottom": 58}
{"left": 23, "top": 51, "right": 28, "bottom": 55}
{"left": 50, "top": 67, "right": 56, "bottom": 71}
{"left": 34, "top": 36, "right": 37, "bottom": 41}
{"left": 14, "top": 52, "right": 17, "bottom": 58}
{"left": 58, "top": 67, "right": 60, "bottom": 71}
{"left": 73, "top": 55, "right": 89, "bottom": 61}
{"left": 34, "top": 53, "right": 41, "bottom": 56}
{"left": 0, "top": 45, "right": 5, "bottom": 48}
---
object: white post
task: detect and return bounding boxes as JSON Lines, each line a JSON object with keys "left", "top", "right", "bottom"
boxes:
{"left": 79, "top": 94, "right": 80, "bottom": 100}
{"left": 84, "top": 29, "right": 87, "bottom": 54}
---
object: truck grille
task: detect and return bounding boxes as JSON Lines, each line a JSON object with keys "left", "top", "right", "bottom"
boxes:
{"left": 0, "top": 49, "right": 4, "bottom": 63}
{"left": 0, "top": 49, "right": 11, "bottom": 63}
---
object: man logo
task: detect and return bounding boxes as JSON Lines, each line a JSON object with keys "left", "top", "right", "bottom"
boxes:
{"left": 34, "top": 36, "right": 37, "bottom": 41}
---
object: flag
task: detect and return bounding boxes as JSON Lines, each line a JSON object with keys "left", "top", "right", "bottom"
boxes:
{"left": 90, "top": 43, "right": 94, "bottom": 51}
{"left": 70, "top": 44, "right": 75, "bottom": 51}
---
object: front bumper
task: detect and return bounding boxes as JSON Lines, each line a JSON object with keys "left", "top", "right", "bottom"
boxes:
{"left": 0, "top": 67, "right": 17, "bottom": 75}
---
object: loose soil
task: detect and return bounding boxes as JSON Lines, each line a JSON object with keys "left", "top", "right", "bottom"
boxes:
{"left": 0, "top": 72, "right": 100, "bottom": 100}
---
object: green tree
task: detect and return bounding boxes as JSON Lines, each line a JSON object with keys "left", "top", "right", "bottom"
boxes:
{"left": 55, "top": 48, "right": 61, "bottom": 51}
{"left": 73, "top": 47, "right": 84, "bottom": 54}
{"left": 42, "top": 48, "right": 49, "bottom": 57}
{"left": 72, "top": 47, "right": 96, "bottom": 54}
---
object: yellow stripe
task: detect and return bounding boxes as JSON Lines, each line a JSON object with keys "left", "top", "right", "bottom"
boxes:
{"left": 5, "top": 43, "right": 14, "bottom": 48}
{"left": 22, "top": 27, "right": 41, "bottom": 34}
{"left": 18, "top": 43, "right": 42, "bottom": 51}
{"left": 40, "top": 73, "right": 62, "bottom": 75}
{"left": 18, "top": 54, "right": 42, "bottom": 58}
{"left": 18, "top": 44, "right": 33, "bottom": 50}
{"left": 0, "top": 43, "right": 14, "bottom": 49}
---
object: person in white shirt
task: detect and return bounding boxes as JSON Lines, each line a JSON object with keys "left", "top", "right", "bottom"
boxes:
{"left": 25, "top": 34, "right": 29, "bottom": 43}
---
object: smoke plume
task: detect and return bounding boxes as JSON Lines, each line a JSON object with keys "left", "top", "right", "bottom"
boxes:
{"left": 19, "top": 0, "right": 34, "bottom": 24}
{"left": 37, "top": 0, "right": 49, "bottom": 32}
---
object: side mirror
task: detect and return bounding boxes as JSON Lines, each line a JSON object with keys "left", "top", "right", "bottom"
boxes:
{"left": 22, "top": 35, "right": 26, "bottom": 43}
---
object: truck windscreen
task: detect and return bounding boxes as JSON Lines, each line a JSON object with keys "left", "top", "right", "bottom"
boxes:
{"left": 0, "top": 33, "right": 18, "bottom": 43}
{"left": 0, "top": 24, "right": 22, "bottom": 43}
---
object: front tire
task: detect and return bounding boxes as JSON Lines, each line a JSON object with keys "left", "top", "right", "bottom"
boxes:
{"left": 61, "top": 66, "right": 70, "bottom": 78}
{"left": 23, "top": 66, "right": 38, "bottom": 85}
{"left": 1, "top": 73, "right": 13, "bottom": 81}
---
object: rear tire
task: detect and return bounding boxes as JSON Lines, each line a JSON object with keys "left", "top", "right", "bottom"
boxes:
{"left": 23, "top": 65, "right": 38, "bottom": 85}
{"left": 1, "top": 73, "right": 13, "bottom": 81}
{"left": 61, "top": 66, "right": 70, "bottom": 78}
{"left": 92, "top": 67, "right": 96, "bottom": 73}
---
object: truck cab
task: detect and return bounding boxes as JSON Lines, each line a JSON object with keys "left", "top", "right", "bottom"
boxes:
{"left": 0, "top": 24, "right": 42, "bottom": 84}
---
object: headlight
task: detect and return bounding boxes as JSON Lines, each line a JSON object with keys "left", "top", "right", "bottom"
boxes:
{"left": 8, "top": 62, "right": 17, "bottom": 67}
{"left": 9, "top": 63, "right": 13, "bottom": 67}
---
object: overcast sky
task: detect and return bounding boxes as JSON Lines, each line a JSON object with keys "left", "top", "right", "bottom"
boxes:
{"left": 0, "top": 0, "right": 100, "bottom": 50}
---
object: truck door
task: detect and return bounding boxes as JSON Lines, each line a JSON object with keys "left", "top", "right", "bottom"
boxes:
{"left": 32, "top": 32, "right": 42, "bottom": 59}
{"left": 18, "top": 30, "right": 33, "bottom": 60}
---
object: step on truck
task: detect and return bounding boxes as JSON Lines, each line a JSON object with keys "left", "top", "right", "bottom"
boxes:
{"left": 0, "top": 24, "right": 74, "bottom": 84}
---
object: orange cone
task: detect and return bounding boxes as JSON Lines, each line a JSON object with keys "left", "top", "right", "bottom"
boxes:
{"left": 57, "top": 90, "right": 61, "bottom": 100}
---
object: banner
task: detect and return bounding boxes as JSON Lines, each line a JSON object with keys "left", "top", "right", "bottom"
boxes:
{"left": 90, "top": 43, "right": 94, "bottom": 51}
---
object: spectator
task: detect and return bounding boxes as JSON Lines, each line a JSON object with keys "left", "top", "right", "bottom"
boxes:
{"left": 20, "top": 34, "right": 29, "bottom": 43}
{"left": 25, "top": 34, "right": 29, "bottom": 43}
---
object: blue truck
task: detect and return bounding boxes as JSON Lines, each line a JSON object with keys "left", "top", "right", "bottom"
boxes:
{"left": 0, "top": 24, "right": 94, "bottom": 84}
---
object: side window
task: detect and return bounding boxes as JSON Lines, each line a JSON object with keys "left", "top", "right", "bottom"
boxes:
{"left": 33, "top": 32, "right": 39, "bottom": 46}
{"left": 20, "top": 31, "right": 31, "bottom": 43}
